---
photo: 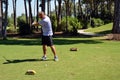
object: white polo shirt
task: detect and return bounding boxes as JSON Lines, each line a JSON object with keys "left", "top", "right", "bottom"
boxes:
{"left": 39, "top": 16, "right": 53, "bottom": 36}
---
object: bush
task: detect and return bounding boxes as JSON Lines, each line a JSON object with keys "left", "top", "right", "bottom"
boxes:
{"left": 17, "top": 16, "right": 31, "bottom": 35}
{"left": 7, "top": 16, "right": 18, "bottom": 33}
{"left": 61, "top": 17, "right": 81, "bottom": 34}
{"left": 50, "top": 14, "right": 57, "bottom": 33}
{"left": 100, "top": 11, "right": 113, "bottom": 24}
{"left": 91, "top": 18, "right": 104, "bottom": 27}
{"left": 7, "top": 24, "right": 18, "bottom": 33}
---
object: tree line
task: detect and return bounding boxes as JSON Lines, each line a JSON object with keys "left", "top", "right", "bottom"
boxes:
{"left": 0, "top": 0, "right": 120, "bottom": 40}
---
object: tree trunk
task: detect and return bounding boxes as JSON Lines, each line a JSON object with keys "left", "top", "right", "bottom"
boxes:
{"left": 2, "top": 0, "right": 8, "bottom": 40}
{"left": 78, "top": 0, "right": 83, "bottom": 20}
{"left": 100, "top": 0, "right": 105, "bottom": 19}
{"left": 47, "top": 0, "right": 50, "bottom": 16}
{"left": 56, "top": 0, "right": 62, "bottom": 31}
{"left": 107, "top": 0, "right": 114, "bottom": 21}
{"left": 109, "top": 0, "right": 120, "bottom": 40}
{"left": 54, "top": 0, "right": 57, "bottom": 18}
{"left": 0, "top": 0, "right": 2, "bottom": 37}
{"left": 28, "top": 0, "right": 33, "bottom": 27}
{"left": 12, "top": 0, "right": 17, "bottom": 29}
{"left": 24, "top": 0, "right": 28, "bottom": 23}
{"left": 112, "top": 0, "right": 120, "bottom": 33}
{"left": 41, "top": 0, "right": 45, "bottom": 12}
{"left": 107, "top": 0, "right": 112, "bottom": 14}
{"left": 73, "top": 0, "right": 76, "bottom": 17}
{"left": 64, "top": 0, "right": 69, "bottom": 32}
{"left": 36, "top": 0, "right": 39, "bottom": 22}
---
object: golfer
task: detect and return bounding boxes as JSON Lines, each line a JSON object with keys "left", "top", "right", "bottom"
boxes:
{"left": 32, "top": 12, "right": 58, "bottom": 61}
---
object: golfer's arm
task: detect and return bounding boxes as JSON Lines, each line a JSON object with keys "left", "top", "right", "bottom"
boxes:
{"left": 36, "top": 22, "right": 43, "bottom": 27}
{"left": 32, "top": 22, "right": 40, "bottom": 26}
{"left": 35, "top": 22, "right": 40, "bottom": 26}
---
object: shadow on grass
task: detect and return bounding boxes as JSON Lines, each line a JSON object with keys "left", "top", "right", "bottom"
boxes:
{"left": 3, "top": 58, "right": 54, "bottom": 64}
{"left": 0, "top": 39, "right": 41, "bottom": 45}
{"left": 54, "top": 38, "right": 103, "bottom": 45}
{"left": 96, "top": 30, "right": 112, "bottom": 34}
{"left": 0, "top": 38, "right": 103, "bottom": 45}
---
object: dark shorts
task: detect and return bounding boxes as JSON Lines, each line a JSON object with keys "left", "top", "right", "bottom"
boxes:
{"left": 42, "top": 36, "right": 53, "bottom": 46}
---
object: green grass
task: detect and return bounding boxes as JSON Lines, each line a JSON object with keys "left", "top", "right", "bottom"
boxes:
{"left": 85, "top": 23, "right": 113, "bottom": 34}
{"left": 0, "top": 37, "right": 120, "bottom": 80}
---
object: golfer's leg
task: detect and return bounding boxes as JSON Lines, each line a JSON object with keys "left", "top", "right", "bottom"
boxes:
{"left": 50, "top": 45, "right": 58, "bottom": 61}
{"left": 50, "top": 45, "right": 57, "bottom": 56}
{"left": 43, "top": 45, "right": 47, "bottom": 56}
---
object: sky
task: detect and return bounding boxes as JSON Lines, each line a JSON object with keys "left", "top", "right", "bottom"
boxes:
{"left": 8, "top": 0, "right": 25, "bottom": 16}
{"left": 8, "top": 0, "right": 55, "bottom": 17}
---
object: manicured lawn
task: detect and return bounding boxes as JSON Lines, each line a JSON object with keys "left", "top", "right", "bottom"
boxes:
{"left": 0, "top": 37, "right": 120, "bottom": 80}
{"left": 85, "top": 23, "right": 113, "bottom": 34}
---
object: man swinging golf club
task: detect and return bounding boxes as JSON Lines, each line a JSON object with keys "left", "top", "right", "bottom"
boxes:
{"left": 32, "top": 11, "right": 58, "bottom": 61}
